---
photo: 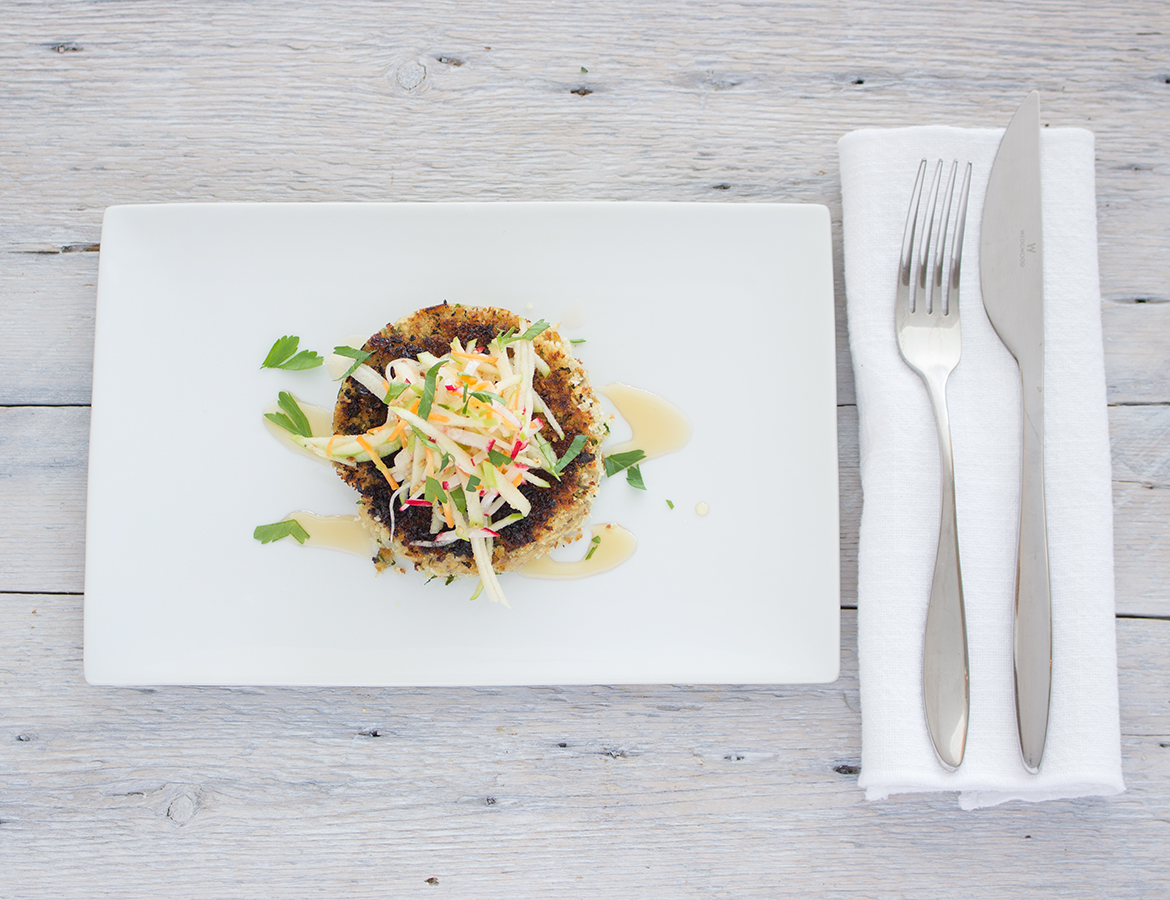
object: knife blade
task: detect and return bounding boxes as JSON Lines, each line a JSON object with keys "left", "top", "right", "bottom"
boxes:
{"left": 979, "top": 90, "right": 1052, "bottom": 773}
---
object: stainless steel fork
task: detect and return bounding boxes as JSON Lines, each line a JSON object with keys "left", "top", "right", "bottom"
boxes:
{"left": 896, "top": 158, "right": 973, "bottom": 769}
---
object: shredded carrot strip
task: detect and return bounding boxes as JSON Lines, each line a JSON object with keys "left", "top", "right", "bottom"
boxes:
{"left": 443, "top": 501, "right": 454, "bottom": 528}
{"left": 356, "top": 436, "right": 400, "bottom": 489}
{"left": 326, "top": 435, "right": 339, "bottom": 456}
{"left": 511, "top": 470, "right": 524, "bottom": 487}
{"left": 386, "top": 419, "right": 407, "bottom": 443}
{"left": 429, "top": 411, "right": 449, "bottom": 423}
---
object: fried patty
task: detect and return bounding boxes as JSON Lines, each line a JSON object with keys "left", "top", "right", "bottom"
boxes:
{"left": 332, "top": 303, "right": 606, "bottom": 576}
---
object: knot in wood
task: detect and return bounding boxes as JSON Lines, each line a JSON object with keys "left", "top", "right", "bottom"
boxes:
{"left": 396, "top": 61, "right": 427, "bottom": 92}
{"left": 166, "top": 792, "right": 198, "bottom": 825}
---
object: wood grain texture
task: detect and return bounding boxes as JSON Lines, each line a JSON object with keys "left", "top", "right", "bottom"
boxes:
{"left": 2, "top": 2, "right": 1169, "bottom": 894}
{"left": 1, "top": 0, "right": 1169, "bottom": 406}
{"left": 0, "top": 407, "right": 89, "bottom": 593}
{"left": 8, "top": 404, "right": 1167, "bottom": 615}
{"left": 0, "top": 601, "right": 1166, "bottom": 899}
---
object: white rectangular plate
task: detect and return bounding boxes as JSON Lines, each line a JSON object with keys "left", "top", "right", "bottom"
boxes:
{"left": 85, "top": 202, "right": 839, "bottom": 685}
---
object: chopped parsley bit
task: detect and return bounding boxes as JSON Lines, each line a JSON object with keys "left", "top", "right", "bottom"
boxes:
{"left": 384, "top": 381, "right": 409, "bottom": 402}
{"left": 570, "top": 338, "right": 587, "bottom": 344}
{"left": 553, "top": 434, "right": 588, "bottom": 474}
{"left": 471, "top": 389, "right": 506, "bottom": 406}
{"left": 487, "top": 447, "right": 512, "bottom": 468}
{"left": 466, "top": 475, "right": 481, "bottom": 491}
{"left": 584, "top": 534, "right": 602, "bottom": 560}
{"left": 262, "top": 335, "right": 324, "bottom": 371}
{"left": 425, "top": 476, "right": 448, "bottom": 504}
{"left": 625, "top": 464, "right": 646, "bottom": 490}
{"left": 580, "top": 66, "right": 588, "bottom": 73}
{"left": 253, "top": 519, "right": 310, "bottom": 545}
{"left": 445, "top": 575, "right": 457, "bottom": 585}
{"left": 603, "top": 449, "right": 646, "bottom": 478}
{"left": 415, "top": 431, "right": 442, "bottom": 453}
{"left": 519, "top": 319, "right": 552, "bottom": 341}
{"left": 531, "top": 433, "right": 566, "bottom": 480}
{"left": 265, "top": 391, "right": 313, "bottom": 437}
{"left": 666, "top": 499, "right": 675, "bottom": 510}
{"left": 417, "top": 360, "right": 444, "bottom": 420}
{"left": 497, "top": 319, "right": 551, "bottom": 347}
{"left": 332, "top": 345, "right": 373, "bottom": 379}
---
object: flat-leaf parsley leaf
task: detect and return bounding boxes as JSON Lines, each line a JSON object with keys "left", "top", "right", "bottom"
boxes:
{"left": 332, "top": 345, "right": 373, "bottom": 380}
{"left": 253, "top": 519, "right": 310, "bottom": 544}
{"left": 262, "top": 335, "right": 324, "bottom": 370}
{"left": 553, "top": 434, "right": 588, "bottom": 474}
{"left": 264, "top": 391, "right": 313, "bottom": 437}
{"left": 417, "top": 361, "right": 444, "bottom": 421}
{"left": 603, "top": 449, "right": 646, "bottom": 478}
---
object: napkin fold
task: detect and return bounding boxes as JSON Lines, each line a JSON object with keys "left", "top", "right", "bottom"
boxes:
{"left": 838, "top": 126, "right": 1124, "bottom": 809}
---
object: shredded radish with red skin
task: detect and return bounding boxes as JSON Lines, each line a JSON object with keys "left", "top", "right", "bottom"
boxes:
{"left": 294, "top": 321, "right": 568, "bottom": 606}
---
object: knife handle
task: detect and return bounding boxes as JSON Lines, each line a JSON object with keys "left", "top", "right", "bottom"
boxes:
{"left": 922, "top": 374, "right": 969, "bottom": 769}
{"left": 1016, "top": 368, "right": 1053, "bottom": 772}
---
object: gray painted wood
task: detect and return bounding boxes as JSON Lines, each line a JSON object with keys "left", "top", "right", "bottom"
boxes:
{"left": 7, "top": 404, "right": 1165, "bottom": 617}
{"left": 1, "top": 600, "right": 1167, "bottom": 898}
{"left": 2, "top": 1, "right": 1168, "bottom": 895}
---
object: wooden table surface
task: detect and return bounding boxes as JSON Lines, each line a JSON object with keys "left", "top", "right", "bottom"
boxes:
{"left": 2, "top": 2, "right": 1167, "bottom": 896}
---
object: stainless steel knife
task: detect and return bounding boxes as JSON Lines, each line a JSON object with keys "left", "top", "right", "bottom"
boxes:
{"left": 979, "top": 90, "right": 1052, "bottom": 772}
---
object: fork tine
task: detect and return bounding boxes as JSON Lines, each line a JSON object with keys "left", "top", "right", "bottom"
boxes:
{"left": 913, "top": 161, "right": 943, "bottom": 314}
{"left": 898, "top": 160, "right": 928, "bottom": 309}
{"left": 946, "top": 162, "right": 974, "bottom": 317}
{"left": 932, "top": 161, "right": 959, "bottom": 315}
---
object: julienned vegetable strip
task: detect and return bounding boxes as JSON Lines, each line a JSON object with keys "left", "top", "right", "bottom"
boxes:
{"left": 293, "top": 322, "right": 581, "bottom": 605}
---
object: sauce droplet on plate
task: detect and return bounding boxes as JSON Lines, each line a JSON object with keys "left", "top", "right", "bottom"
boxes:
{"left": 695, "top": 502, "right": 710, "bottom": 517}
{"left": 600, "top": 383, "right": 692, "bottom": 460}
{"left": 283, "top": 511, "right": 375, "bottom": 558}
{"left": 519, "top": 523, "right": 637, "bottom": 580}
{"left": 263, "top": 398, "right": 334, "bottom": 461}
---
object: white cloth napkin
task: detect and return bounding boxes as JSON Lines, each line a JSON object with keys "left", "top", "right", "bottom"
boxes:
{"left": 838, "top": 126, "right": 1125, "bottom": 809}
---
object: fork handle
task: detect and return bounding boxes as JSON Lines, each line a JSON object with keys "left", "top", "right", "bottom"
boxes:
{"left": 922, "top": 374, "right": 970, "bottom": 769}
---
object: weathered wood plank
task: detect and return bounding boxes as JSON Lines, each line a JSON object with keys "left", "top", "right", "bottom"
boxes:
{"left": 1, "top": 2, "right": 1168, "bottom": 406}
{"left": 0, "top": 407, "right": 89, "bottom": 593}
{"left": 1111, "top": 406, "right": 1170, "bottom": 616}
{"left": 1103, "top": 302, "right": 1170, "bottom": 406}
{"left": 4, "top": 404, "right": 1164, "bottom": 617}
{"left": 0, "top": 253, "right": 98, "bottom": 406}
{"left": 0, "top": 600, "right": 1165, "bottom": 898}
{"left": 4, "top": 259, "right": 1166, "bottom": 408}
